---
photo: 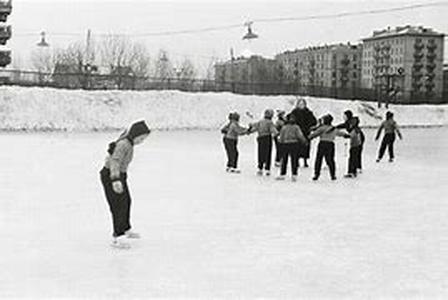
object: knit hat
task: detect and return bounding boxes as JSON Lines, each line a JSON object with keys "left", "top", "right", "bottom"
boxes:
{"left": 264, "top": 109, "right": 274, "bottom": 119}
{"left": 127, "top": 120, "right": 151, "bottom": 139}
{"left": 344, "top": 110, "right": 353, "bottom": 120}
{"left": 386, "top": 111, "right": 394, "bottom": 120}
{"left": 322, "top": 114, "right": 333, "bottom": 125}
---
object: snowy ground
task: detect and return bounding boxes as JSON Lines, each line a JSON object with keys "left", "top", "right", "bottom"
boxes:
{"left": 1, "top": 128, "right": 448, "bottom": 298}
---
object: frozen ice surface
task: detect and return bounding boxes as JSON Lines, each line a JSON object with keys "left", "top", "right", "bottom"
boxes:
{"left": 1, "top": 128, "right": 448, "bottom": 298}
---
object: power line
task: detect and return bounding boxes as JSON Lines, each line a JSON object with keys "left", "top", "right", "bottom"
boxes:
{"left": 254, "top": 1, "right": 448, "bottom": 23}
{"left": 12, "top": 1, "right": 448, "bottom": 38}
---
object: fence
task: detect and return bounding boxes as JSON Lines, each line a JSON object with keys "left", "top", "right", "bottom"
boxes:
{"left": 1, "top": 69, "right": 447, "bottom": 105}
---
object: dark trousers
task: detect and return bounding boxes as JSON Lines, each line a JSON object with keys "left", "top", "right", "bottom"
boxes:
{"left": 357, "top": 146, "right": 363, "bottom": 170}
{"left": 314, "top": 141, "right": 336, "bottom": 178}
{"left": 378, "top": 133, "right": 395, "bottom": 160}
{"left": 223, "top": 137, "right": 238, "bottom": 168}
{"left": 281, "top": 143, "right": 299, "bottom": 176}
{"left": 274, "top": 137, "right": 284, "bottom": 163}
{"left": 348, "top": 146, "right": 361, "bottom": 175}
{"left": 257, "top": 135, "right": 273, "bottom": 171}
{"left": 100, "top": 167, "right": 132, "bottom": 237}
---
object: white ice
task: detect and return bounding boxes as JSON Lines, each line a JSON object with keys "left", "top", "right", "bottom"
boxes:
{"left": 1, "top": 128, "right": 448, "bottom": 298}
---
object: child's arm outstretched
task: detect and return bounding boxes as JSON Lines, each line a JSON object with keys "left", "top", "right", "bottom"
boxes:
{"left": 375, "top": 122, "right": 384, "bottom": 141}
{"left": 308, "top": 126, "right": 325, "bottom": 140}
{"left": 394, "top": 122, "right": 403, "bottom": 140}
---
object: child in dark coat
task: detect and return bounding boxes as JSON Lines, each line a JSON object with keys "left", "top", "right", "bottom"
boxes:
{"left": 344, "top": 117, "right": 364, "bottom": 178}
{"left": 248, "top": 109, "right": 279, "bottom": 176}
{"left": 221, "top": 112, "right": 249, "bottom": 173}
{"left": 309, "top": 114, "right": 349, "bottom": 181}
{"left": 276, "top": 114, "right": 307, "bottom": 182}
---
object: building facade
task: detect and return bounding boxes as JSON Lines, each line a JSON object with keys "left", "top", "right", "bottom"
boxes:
{"left": 362, "top": 25, "right": 445, "bottom": 103}
{"left": 275, "top": 43, "right": 362, "bottom": 97}
{"left": 214, "top": 55, "right": 280, "bottom": 94}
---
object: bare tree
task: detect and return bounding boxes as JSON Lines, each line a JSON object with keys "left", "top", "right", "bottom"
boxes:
{"left": 153, "top": 49, "right": 173, "bottom": 81}
{"left": 30, "top": 48, "right": 57, "bottom": 83}
{"left": 178, "top": 57, "right": 197, "bottom": 80}
{"left": 99, "top": 35, "right": 151, "bottom": 88}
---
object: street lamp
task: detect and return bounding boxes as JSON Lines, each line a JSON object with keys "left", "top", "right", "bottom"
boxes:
{"left": 37, "top": 31, "right": 49, "bottom": 47}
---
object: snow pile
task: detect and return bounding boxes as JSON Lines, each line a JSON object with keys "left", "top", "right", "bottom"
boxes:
{"left": 1, "top": 86, "right": 448, "bottom": 131}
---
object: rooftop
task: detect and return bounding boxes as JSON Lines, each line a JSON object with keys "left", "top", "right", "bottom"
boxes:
{"left": 277, "top": 42, "right": 361, "bottom": 56}
{"left": 363, "top": 25, "right": 444, "bottom": 41}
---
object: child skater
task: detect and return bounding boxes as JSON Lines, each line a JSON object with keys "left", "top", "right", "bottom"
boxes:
{"left": 309, "top": 114, "right": 349, "bottom": 181}
{"left": 344, "top": 117, "right": 364, "bottom": 178}
{"left": 274, "top": 110, "right": 286, "bottom": 167}
{"left": 221, "top": 112, "right": 249, "bottom": 173}
{"left": 100, "top": 120, "right": 151, "bottom": 249}
{"left": 248, "top": 109, "right": 279, "bottom": 176}
{"left": 276, "top": 114, "right": 308, "bottom": 182}
{"left": 356, "top": 117, "right": 365, "bottom": 173}
{"left": 375, "top": 111, "right": 402, "bottom": 163}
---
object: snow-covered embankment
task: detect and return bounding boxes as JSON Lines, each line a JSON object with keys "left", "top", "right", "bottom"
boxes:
{"left": 1, "top": 86, "right": 448, "bottom": 131}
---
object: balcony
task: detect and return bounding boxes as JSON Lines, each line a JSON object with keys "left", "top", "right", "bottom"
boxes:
{"left": 425, "top": 82, "right": 435, "bottom": 91}
{"left": 426, "top": 63, "right": 436, "bottom": 72}
{"left": 414, "top": 42, "right": 424, "bottom": 51}
{"left": 0, "top": 0, "right": 12, "bottom": 22}
{"left": 413, "top": 63, "right": 424, "bottom": 71}
{"left": 412, "top": 82, "right": 422, "bottom": 91}
{"left": 426, "top": 52, "right": 437, "bottom": 61}
{"left": 0, "top": 24, "right": 11, "bottom": 45}
{"left": 0, "top": 46, "right": 11, "bottom": 67}
{"left": 414, "top": 52, "right": 424, "bottom": 61}
{"left": 427, "top": 42, "right": 437, "bottom": 51}
{"left": 340, "top": 57, "right": 350, "bottom": 65}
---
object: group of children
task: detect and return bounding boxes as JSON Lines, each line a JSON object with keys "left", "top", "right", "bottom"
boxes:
{"left": 221, "top": 104, "right": 403, "bottom": 181}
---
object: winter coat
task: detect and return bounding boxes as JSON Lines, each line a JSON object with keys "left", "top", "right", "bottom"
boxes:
{"left": 249, "top": 119, "right": 278, "bottom": 137}
{"left": 222, "top": 121, "right": 248, "bottom": 140}
{"left": 376, "top": 119, "right": 402, "bottom": 139}
{"left": 290, "top": 107, "right": 318, "bottom": 136}
{"left": 104, "top": 138, "right": 134, "bottom": 180}
{"left": 279, "top": 124, "right": 307, "bottom": 144}
{"left": 309, "top": 125, "right": 349, "bottom": 142}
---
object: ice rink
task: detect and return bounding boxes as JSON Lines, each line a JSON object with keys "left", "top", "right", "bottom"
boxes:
{"left": 1, "top": 128, "right": 448, "bottom": 298}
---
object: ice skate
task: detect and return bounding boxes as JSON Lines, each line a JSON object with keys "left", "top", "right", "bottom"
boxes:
{"left": 344, "top": 173, "right": 355, "bottom": 178}
{"left": 389, "top": 158, "right": 394, "bottom": 163}
{"left": 331, "top": 176, "right": 337, "bottom": 181}
{"left": 291, "top": 175, "right": 297, "bottom": 182}
{"left": 111, "top": 236, "right": 131, "bottom": 249}
{"left": 276, "top": 175, "right": 285, "bottom": 181}
{"left": 376, "top": 159, "right": 381, "bottom": 163}
{"left": 125, "top": 230, "right": 141, "bottom": 239}
{"left": 230, "top": 168, "right": 241, "bottom": 174}
{"left": 265, "top": 171, "right": 271, "bottom": 176}
{"left": 312, "top": 176, "right": 319, "bottom": 181}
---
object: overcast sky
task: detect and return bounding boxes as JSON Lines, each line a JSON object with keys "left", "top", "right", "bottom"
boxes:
{"left": 7, "top": 0, "right": 448, "bottom": 74}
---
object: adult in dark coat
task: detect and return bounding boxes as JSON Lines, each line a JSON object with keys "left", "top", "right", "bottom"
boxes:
{"left": 290, "top": 98, "right": 317, "bottom": 167}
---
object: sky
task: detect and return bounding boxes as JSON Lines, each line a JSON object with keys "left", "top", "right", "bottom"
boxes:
{"left": 5, "top": 0, "right": 448, "bottom": 75}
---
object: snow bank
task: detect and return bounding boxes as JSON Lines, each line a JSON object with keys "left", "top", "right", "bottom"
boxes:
{"left": 1, "top": 86, "right": 448, "bottom": 131}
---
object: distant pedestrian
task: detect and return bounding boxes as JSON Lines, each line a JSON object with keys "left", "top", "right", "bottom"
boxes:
{"left": 375, "top": 111, "right": 402, "bottom": 163}
{"left": 290, "top": 98, "right": 317, "bottom": 167}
